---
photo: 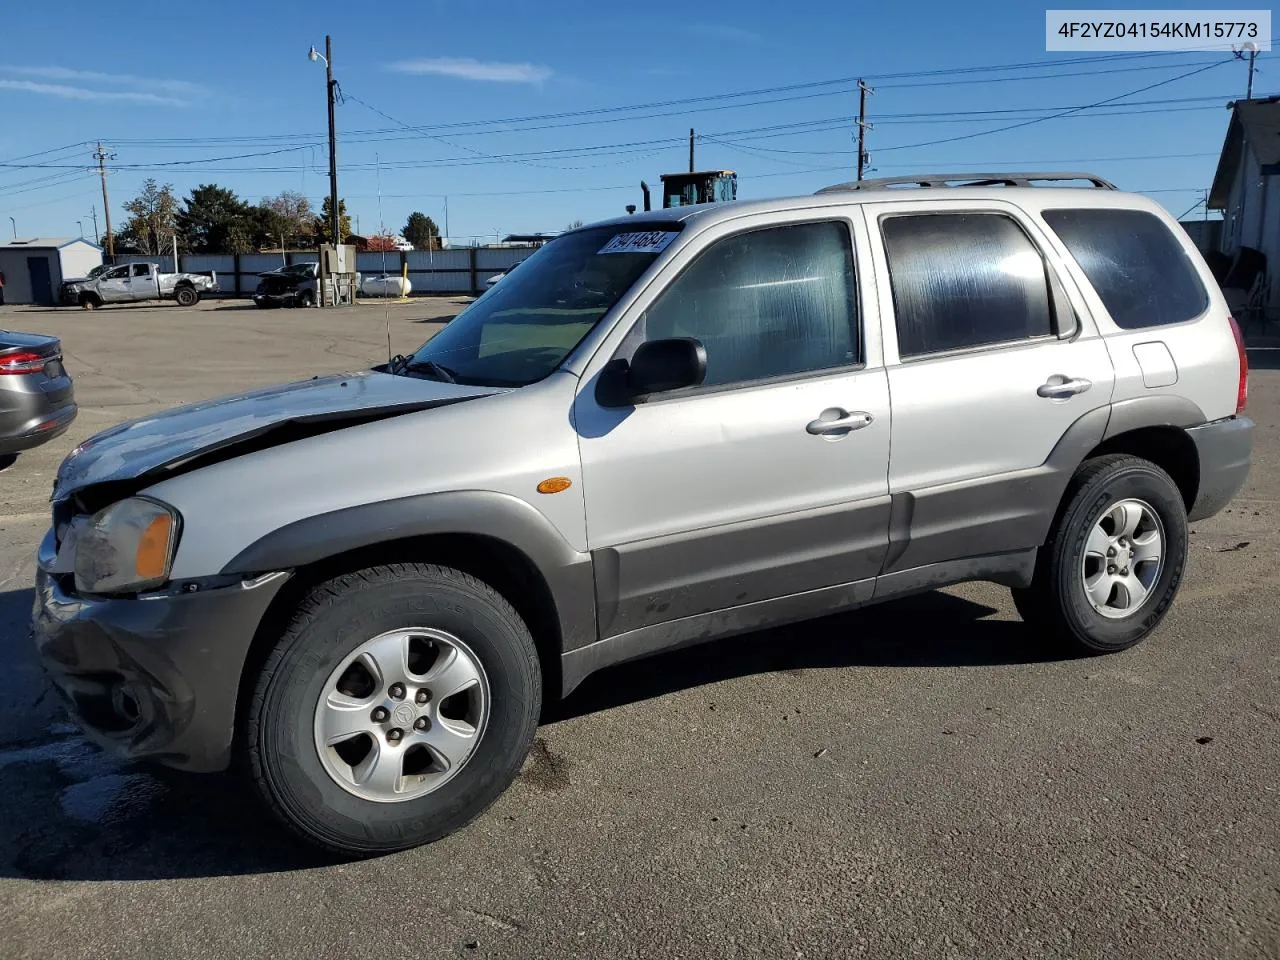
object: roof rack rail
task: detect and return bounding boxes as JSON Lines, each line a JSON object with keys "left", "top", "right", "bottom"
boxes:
{"left": 816, "top": 172, "right": 1118, "bottom": 193}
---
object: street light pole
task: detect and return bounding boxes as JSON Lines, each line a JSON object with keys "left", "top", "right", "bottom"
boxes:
{"left": 324, "top": 36, "right": 339, "bottom": 249}
{"left": 8, "top": 217, "right": 16, "bottom": 239}
{"left": 310, "top": 37, "right": 341, "bottom": 307}
{"left": 77, "top": 220, "right": 84, "bottom": 238}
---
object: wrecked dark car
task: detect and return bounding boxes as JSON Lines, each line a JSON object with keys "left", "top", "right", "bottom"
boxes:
{"left": 252, "top": 262, "right": 320, "bottom": 308}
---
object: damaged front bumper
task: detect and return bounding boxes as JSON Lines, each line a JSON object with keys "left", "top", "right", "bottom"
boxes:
{"left": 31, "top": 528, "right": 288, "bottom": 772}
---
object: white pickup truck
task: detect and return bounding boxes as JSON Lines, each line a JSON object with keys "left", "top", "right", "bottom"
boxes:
{"left": 62, "top": 262, "right": 219, "bottom": 309}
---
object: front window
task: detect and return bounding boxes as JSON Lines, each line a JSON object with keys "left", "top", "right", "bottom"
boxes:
{"left": 401, "top": 224, "right": 681, "bottom": 387}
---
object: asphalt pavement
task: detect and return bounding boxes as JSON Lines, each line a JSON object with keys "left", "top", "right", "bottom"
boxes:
{"left": 1, "top": 299, "right": 1277, "bottom": 959}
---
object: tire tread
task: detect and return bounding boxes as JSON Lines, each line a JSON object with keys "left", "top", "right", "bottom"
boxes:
{"left": 245, "top": 562, "right": 539, "bottom": 856}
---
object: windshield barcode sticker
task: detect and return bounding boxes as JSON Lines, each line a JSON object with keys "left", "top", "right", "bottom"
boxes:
{"left": 598, "top": 231, "right": 678, "bottom": 255}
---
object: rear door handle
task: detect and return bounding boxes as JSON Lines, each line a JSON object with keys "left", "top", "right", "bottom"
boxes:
{"left": 1037, "top": 375, "right": 1092, "bottom": 399}
{"left": 807, "top": 408, "right": 874, "bottom": 436}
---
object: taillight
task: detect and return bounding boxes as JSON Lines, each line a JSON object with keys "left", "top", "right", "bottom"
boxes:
{"left": 0, "top": 351, "right": 47, "bottom": 375}
{"left": 1228, "top": 316, "right": 1248, "bottom": 413}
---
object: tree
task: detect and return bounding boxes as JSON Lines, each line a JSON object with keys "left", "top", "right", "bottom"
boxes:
{"left": 120, "top": 179, "right": 181, "bottom": 255}
{"left": 313, "top": 196, "right": 352, "bottom": 245}
{"left": 403, "top": 211, "right": 441, "bottom": 250}
{"left": 177, "top": 184, "right": 255, "bottom": 253}
{"left": 365, "top": 234, "right": 401, "bottom": 252}
{"left": 257, "top": 191, "right": 314, "bottom": 249}
{"left": 107, "top": 226, "right": 141, "bottom": 253}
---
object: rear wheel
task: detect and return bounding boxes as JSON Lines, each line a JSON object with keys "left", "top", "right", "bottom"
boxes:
{"left": 1013, "top": 454, "right": 1188, "bottom": 653}
{"left": 174, "top": 286, "right": 199, "bottom": 307}
{"left": 247, "top": 563, "right": 541, "bottom": 857}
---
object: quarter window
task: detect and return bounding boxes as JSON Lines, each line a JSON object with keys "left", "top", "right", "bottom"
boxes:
{"left": 640, "top": 221, "right": 859, "bottom": 388}
{"left": 1041, "top": 208, "right": 1209, "bottom": 329}
{"left": 882, "top": 213, "right": 1054, "bottom": 358}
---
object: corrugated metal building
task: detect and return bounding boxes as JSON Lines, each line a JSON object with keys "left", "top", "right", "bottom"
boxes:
{"left": 0, "top": 238, "right": 103, "bottom": 305}
{"left": 1207, "top": 96, "right": 1280, "bottom": 323}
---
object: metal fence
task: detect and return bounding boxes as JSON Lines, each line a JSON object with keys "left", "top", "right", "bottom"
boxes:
{"left": 107, "top": 246, "right": 536, "bottom": 297}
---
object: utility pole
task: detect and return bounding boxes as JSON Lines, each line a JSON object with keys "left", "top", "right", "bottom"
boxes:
{"left": 93, "top": 143, "right": 115, "bottom": 257}
{"left": 89, "top": 205, "right": 98, "bottom": 244}
{"left": 689, "top": 128, "right": 695, "bottom": 172}
{"left": 856, "top": 80, "right": 873, "bottom": 181}
{"left": 325, "top": 35, "right": 340, "bottom": 251}
{"left": 1234, "top": 43, "right": 1259, "bottom": 99}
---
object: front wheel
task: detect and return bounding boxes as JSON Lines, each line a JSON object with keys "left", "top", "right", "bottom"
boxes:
{"left": 297, "top": 290, "right": 315, "bottom": 308}
{"left": 1013, "top": 454, "right": 1188, "bottom": 654}
{"left": 247, "top": 563, "right": 541, "bottom": 857}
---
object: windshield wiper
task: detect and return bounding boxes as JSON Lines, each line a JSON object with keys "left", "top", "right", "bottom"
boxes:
{"left": 401, "top": 358, "right": 458, "bottom": 383}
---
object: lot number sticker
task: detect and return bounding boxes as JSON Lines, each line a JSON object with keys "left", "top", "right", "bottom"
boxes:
{"left": 598, "top": 231, "right": 678, "bottom": 255}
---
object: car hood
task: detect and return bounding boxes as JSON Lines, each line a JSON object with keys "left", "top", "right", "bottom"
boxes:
{"left": 53, "top": 370, "right": 505, "bottom": 501}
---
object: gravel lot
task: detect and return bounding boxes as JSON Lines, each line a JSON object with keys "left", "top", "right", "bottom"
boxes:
{"left": 1, "top": 299, "right": 1278, "bottom": 960}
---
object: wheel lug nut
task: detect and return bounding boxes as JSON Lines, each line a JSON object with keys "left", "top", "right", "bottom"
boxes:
{"left": 389, "top": 683, "right": 405, "bottom": 699}
{"left": 1107, "top": 565, "right": 1117, "bottom": 574}
{"left": 387, "top": 728, "right": 403, "bottom": 742}
{"left": 1107, "top": 546, "right": 1116, "bottom": 557}
{"left": 415, "top": 689, "right": 430, "bottom": 704}
{"left": 371, "top": 706, "right": 389, "bottom": 723}
{"left": 413, "top": 716, "right": 429, "bottom": 730}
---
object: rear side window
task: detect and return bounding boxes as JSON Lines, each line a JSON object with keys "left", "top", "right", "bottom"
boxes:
{"left": 881, "top": 213, "right": 1053, "bottom": 358}
{"left": 1041, "top": 208, "right": 1209, "bottom": 329}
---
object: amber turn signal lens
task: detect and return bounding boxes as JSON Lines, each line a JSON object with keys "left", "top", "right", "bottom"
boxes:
{"left": 135, "top": 514, "right": 174, "bottom": 580}
{"left": 536, "top": 477, "right": 573, "bottom": 495}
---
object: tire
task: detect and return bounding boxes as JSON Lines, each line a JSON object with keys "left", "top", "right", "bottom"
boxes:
{"left": 1013, "top": 454, "right": 1188, "bottom": 654}
{"left": 79, "top": 293, "right": 99, "bottom": 310}
{"left": 297, "top": 289, "right": 315, "bottom": 308}
{"left": 174, "top": 286, "right": 199, "bottom": 307}
{"left": 247, "top": 563, "right": 541, "bottom": 857}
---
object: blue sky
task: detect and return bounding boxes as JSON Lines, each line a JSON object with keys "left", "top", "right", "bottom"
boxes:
{"left": 0, "top": 0, "right": 1268, "bottom": 244}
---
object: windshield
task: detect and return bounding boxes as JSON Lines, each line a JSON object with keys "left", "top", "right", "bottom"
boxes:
{"left": 402, "top": 224, "right": 681, "bottom": 387}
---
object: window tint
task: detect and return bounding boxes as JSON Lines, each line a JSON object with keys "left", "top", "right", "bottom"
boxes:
{"left": 131, "top": 264, "right": 150, "bottom": 277}
{"left": 882, "top": 213, "right": 1053, "bottom": 358}
{"left": 641, "top": 221, "right": 858, "bottom": 387}
{"left": 1041, "top": 208, "right": 1209, "bottom": 329}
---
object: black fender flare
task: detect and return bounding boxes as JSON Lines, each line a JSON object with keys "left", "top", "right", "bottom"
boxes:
{"left": 220, "top": 490, "right": 597, "bottom": 654}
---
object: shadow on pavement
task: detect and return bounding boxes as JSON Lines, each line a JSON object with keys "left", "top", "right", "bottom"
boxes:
{"left": 554, "top": 590, "right": 1061, "bottom": 721}
{"left": 0, "top": 587, "right": 332, "bottom": 882}
{"left": 0, "top": 585, "right": 1054, "bottom": 881}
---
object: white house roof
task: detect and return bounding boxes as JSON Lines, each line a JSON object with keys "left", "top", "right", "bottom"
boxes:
{"left": 1208, "top": 96, "right": 1280, "bottom": 209}
{"left": 0, "top": 237, "right": 102, "bottom": 250}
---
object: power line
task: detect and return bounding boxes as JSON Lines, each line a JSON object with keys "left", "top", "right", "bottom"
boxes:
{"left": 871, "top": 58, "right": 1234, "bottom": 154}
{"left": 0, "top": 93, "right": 1239, "bottom": 177}
{"left": 69, "top": 45, "right": 1273, "bottom": 152}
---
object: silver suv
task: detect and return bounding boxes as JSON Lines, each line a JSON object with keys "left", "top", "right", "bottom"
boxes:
{"left": 31, "top": 172, "right": 1253, "bottom": 856}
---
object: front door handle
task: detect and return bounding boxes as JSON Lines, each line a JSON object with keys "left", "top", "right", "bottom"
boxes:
{"left": 807, "top": 408, "right": 874, "bottom": 436}
{"left": 1037, "top": 375, "right": 1092, "bottom": 399}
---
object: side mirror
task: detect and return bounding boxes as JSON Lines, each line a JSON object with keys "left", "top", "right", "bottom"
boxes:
{"left": 595, "top": 337, "right": 707, "bottom": 406}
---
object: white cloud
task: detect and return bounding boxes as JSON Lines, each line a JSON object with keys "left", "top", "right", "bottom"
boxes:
{"left": 0, "top": 65, "right": 205, "bottom": 104}
{"left": 0, "top": 79, "right": 185, "bottom": 105}
{"left": 389, "top": 57, "right": 552, "bottom": 84}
